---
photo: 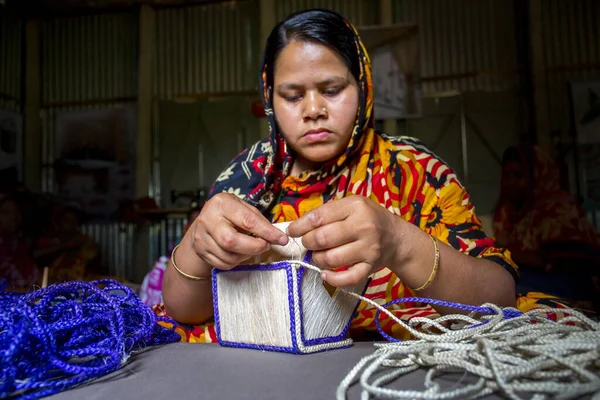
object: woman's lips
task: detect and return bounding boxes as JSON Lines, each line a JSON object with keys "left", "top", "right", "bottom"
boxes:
{"left": 303, "top": 128, "right": 331, "bottom": 143}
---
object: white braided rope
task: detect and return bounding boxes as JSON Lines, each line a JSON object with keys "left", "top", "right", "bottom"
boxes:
{"left": 288, "top": 260, "right": 600, "bottom": 400}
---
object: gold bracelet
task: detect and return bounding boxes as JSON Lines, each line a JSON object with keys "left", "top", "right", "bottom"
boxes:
{"left": 170, "top": 244, "right": 211, "bottom": 281}
{"left": 412, "top": 234, "right": 440, "bottom": 291}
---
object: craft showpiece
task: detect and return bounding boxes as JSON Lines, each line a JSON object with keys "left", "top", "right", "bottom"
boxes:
{"left": 212, "top": 222, "right": 369, "bottom": 354}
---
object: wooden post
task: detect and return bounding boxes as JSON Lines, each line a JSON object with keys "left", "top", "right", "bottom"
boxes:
{"left": 24, "top": 19, "right": 41, "bottom": 191}
{"left": 380, "top": 0, "right": 393, "bottom": 25}
{"left": 136, "top": 4, "right": 155, "bottom": 198}
{"left": 133, "top": 5, "right": 155, "bottom": 282}
{"left": 380, "top": 0, "right": 398, "bottom": 136}
{"left": 529, "top": 0, "right": 551, "bottom": 152}
{"left": 259, "top": 0, "right": 276, "bottom": 138}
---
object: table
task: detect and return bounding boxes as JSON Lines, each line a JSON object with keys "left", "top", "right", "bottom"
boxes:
{"left": 47, "top": 342, "right": 505, "bottom": 400}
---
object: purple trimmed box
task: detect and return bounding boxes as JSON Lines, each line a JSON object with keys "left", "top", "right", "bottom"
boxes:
{"left": 212, "top": 254, "right": 368, "bottom": 354}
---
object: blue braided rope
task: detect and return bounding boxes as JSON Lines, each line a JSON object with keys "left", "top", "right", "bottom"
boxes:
{"left": 373, "top": 297, "right": 525, "bottom": 342}
{"left": 0, "top": 279, "right": 181, "bottom": 399}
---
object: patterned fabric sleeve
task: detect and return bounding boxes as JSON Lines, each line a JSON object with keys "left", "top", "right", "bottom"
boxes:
{"left": 206, "top": 138, "right": 282, "bottom": 212}
{"left": 411, "top": 152, "right": 519, "bottom": 283}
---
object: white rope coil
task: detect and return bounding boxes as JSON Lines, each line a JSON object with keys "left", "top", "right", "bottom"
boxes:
{"left": 287, "top": 260, "right": 600, "bottom": 400}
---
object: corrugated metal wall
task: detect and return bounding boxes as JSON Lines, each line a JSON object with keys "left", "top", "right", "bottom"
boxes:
{"left": 39, "top": 103, "right": 135, "bottom": 194}
{"left": 81, "top": 218, "right": 187, "bottom": 280}
{"left": 0, "top": 11, "right": 23, "bottom": 112}
{"left": 542, "top": 0, "right": 600, "bottom": 135}
{"left": 41, "top": 13, "right": 138, "bottom": 105}
{"left": 24, "top": 1, "right": 599, "bottom": 280}
{"left": 41, "top": 103, "right": 137, "bottom": 280}
{"left": 40, "top": 12, "right": 138, "bottom": 193}
{"left": 82, "top": 222, "right": 135, "bottom": 279}
{"left": 393, "top": 0, "right": 518, "bottom": 93}
{"left": 39, "top": 12, "right": 139, "bottom": 279}
{"left": 149, "top": 216, "right": 186, "bottom": 265}
{"left": 154, "top": 1, "right": 259, "bottom": 99}
{"left": 275, "top": 0, "right": 517, "bottom": 93}
{"left": 276, "top": 0, "right": 378, "bottom": 26}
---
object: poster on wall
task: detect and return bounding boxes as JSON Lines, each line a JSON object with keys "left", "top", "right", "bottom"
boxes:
{"left": 570, "top": 80, "right": 600, "bottom": 209}
{"left": 371, "top": 45, "right": 422, "bottom": 120}
{"left": 360, "top": 24, "right": 421, "bottom": 121}
{"left": 0, "top": 109, "right": 23, "bottom": 191}
{"left": 577, "top": 145, "right": 600, "bottom": 209}
{"left": 55, "top": 107, "right": 136, "bottom": 219}
{"left": 571, "top": 80, "right": 600, "bottom": 144}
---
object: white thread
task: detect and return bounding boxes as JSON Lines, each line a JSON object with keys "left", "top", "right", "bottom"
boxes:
{"left": 216, "top": 268, "right": 292, "bottom": 347}
{"left": 302, "top": 267, "right": 368, "bottom": 341}
{"left": 252, "top": 222, "right": 366, "bottom": 346}
{"left": 271, "top": 222, "right": 307, "bottom": 260}
{"left": 283, "top": 260, "right": 600, "bottom": 400}
{"left": 216, "top": 253, "right": 368, "bottom": 352}
{"left": 291, "top": 259, "right": 356, "bottom": 354}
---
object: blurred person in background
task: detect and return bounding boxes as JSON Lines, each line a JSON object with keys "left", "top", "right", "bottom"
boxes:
{"left": 0, "top": 194, "right": 40, "bottom": 290}
{"left": 34, "top": 205, "right": 100, "bottom": 285}
{"left": 494, "top": 145, "right": 600, "bottom": 312}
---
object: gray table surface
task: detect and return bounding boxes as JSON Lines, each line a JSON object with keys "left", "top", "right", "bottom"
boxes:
{"left": 47, "top": 342, "right": 504, "bottom": 399}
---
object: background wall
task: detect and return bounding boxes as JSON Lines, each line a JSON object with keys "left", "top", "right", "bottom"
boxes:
{"left": 0, "top": 12, "right": 21, "bottom": 113}
{"left": 40, "top": 12, "right": 139, "bottom": 194}
{"left": 0, "top": 13, "right": 23, "bottom": 190}
{"left": 1, "top": 0, "right": 598, "bottom": 281}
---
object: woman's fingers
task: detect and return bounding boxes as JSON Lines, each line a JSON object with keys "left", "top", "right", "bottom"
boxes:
{"left": 287, "top": 200, "right": 351, "bottom": 238}
{"left": 218, "top": 195, "right": 288, "bottom": 245}
{"left": 300, "top": 220, "right": 356, "bottom": 252}
{"left": 208, "top": 222, "right": 271, "bottom": 256}
{"left": 321, "top": 262, "right": 372, "bottom": 288}
{"left": 199, "top": 250, "right": 237, "bottom": 271}
{"left": 190, "top": 193, "right": 288, "bottom": 270}
{"left": 310, "top": 240, "right": 364, "bottom": 269}
{"left": 195, "top": 228, "right": 255, "bottom": 269}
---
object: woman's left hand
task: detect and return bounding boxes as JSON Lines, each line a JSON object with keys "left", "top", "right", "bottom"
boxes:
{"left": 286, "top": 195, "right": 404, "bottom": 287}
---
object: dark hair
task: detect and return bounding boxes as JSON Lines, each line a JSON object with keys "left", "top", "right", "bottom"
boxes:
{"left": 263, "top": 9, "right": 361, "bottom": 90}
{"left": 501, "top": 145, "right": 535, "bottom": 185}
{"left": 501, "top": 146, "right": 522, "bottom": 167}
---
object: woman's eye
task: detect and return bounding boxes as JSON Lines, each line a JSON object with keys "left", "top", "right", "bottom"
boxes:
{"left": 323, "top": 87, "right": 342, "bottom": 96}
{"left": 283, "top": 94, "right": 302, "bottom": 102}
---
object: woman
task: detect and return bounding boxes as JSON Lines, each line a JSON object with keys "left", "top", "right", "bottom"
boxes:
{"left": 494, "top": 145, "right": 600, "bottom": 307}
{"left": 34, "top": 205, "right": 100, "bottom": 284}
{"left": 157, "top": 9, "right": 567, "bottom": 342}
{"left": 0, "top": 195, "right": 40, "bottom": 290}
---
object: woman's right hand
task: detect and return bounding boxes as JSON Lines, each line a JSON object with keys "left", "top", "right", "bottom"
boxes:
{"left": 188, "top": 193, "right": 289, "bottom": 271}
{"left": 164, "top": 192, "right": 288, "bottom": 324}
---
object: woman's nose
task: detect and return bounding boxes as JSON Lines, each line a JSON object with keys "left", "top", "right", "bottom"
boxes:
{"left": 302, "top": 92, "right": 327, "bottom": 121}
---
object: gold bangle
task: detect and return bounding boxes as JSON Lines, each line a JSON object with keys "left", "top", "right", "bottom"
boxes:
{"left": 412, "top": 234, "right": 440, "bottom": 291}
{"left": 170, "top": 244, "right": 211, "bottom": 281}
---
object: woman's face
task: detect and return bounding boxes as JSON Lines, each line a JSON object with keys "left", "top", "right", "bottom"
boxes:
{"left": 0, "top": 200, "right": 21, "bottom": 235}
{"left": 501, "top": 160, "right": 529, "bottom": 204}
{"left": 272, "top": 40, "right": 359, "bottom": 174}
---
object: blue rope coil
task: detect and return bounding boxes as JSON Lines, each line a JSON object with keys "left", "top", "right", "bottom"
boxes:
{"left": 0, "top": 279, "right": 181, "bottom": 399}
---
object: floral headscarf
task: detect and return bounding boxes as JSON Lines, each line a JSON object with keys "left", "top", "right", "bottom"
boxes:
{"left": 208, "top": 11, "right": 375, "bottom": 215}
